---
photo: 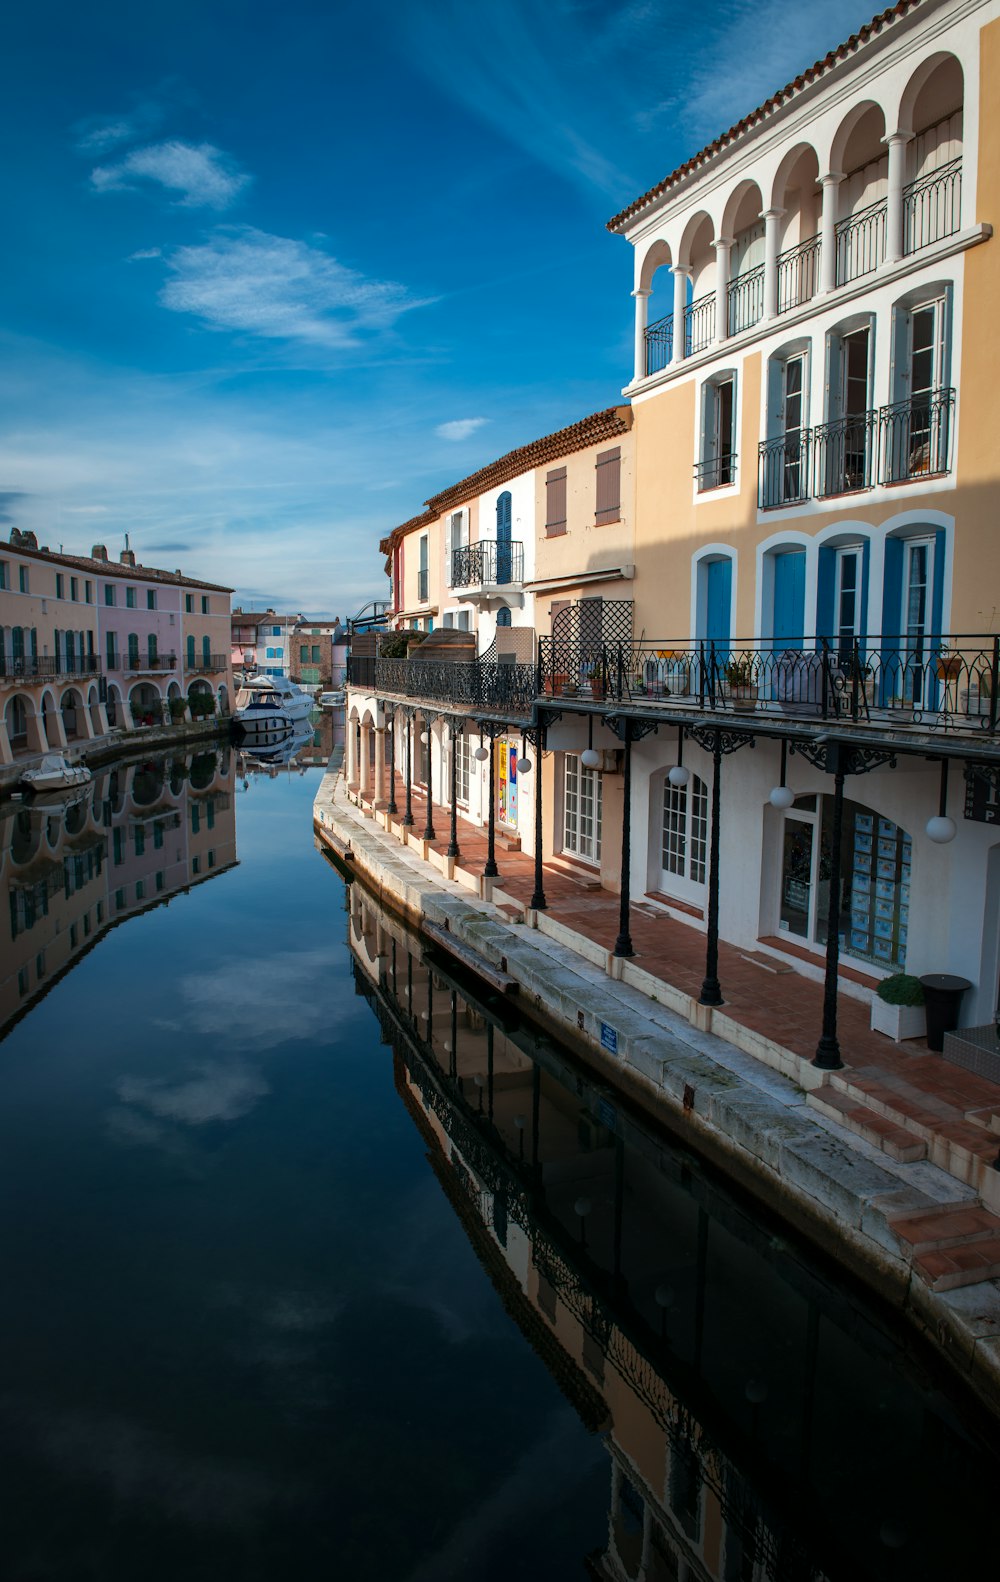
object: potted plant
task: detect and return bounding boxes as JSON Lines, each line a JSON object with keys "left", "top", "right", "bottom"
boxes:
{"left": 723, "top": 656, "right": 758, "bottom": 710}
{"left": 870, "top": 974, "right": 926, "bottom": 1042}
{"left": 169, "top": 697, "right": 187, "bottom": 724}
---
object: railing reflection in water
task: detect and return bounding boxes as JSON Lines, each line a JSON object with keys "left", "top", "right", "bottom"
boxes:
{"left": 345, "top": 883, "right": 1000, "bottom": 1582}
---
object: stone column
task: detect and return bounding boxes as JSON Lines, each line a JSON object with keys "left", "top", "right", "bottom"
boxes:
{"left": 713, "top": 238, "right": 733, "bottom": 343}
{"left": 885, "top": 131, "right": 911, "bottom": 264}
{"left": 359, "top": 722, "right": 373, "bottom": 799}
{"left": 763, "top": 207, "right": 784, "bottom": 319}
{"left": 631, "top": 287, "right": 651, "bottom": 381}
{"left": 27, "top": 698, "right": 50, "bottom": 754}
{"left": 671, "top": 265, "right": 690, "bottom": 365}
{"left": 346, "top": 718, "right": 358, "bottom": 789}
{"left": 374, "top": 725, "right": 386, "bottom": 803}
{"left": 820, "top": 172, "right": 844, "bottom": 294}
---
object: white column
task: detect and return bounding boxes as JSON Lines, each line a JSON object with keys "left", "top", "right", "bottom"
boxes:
{"left": 671, "top": 265, "right": 690, "bottom": 365}
{"left": 374, "top": 725, "right": 386, "bottom": 803}
{"left": 885, "top": 131, "right": 911, "bottom": 264}
{"left": 713, "top": 238, "right": 733, "bottom": 343}
{"left": 346, "top": 718, "right": 358, "bottom": 788}
{"left": 632, "top": 287, "right": 651, "bottom": 382}
{"left": 359, "top": 723, "right": 373, "bottom": 798}
{"left": 763, "top": 207, "right": 784, "bottom": 319}
{"left": 820, "top": 172, "right": 844, "bottom": 294}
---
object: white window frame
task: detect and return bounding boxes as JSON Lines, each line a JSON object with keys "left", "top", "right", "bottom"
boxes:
{"left": 660, "top": 773, "right": 708, "bottom": 898}
{"left": 563, "top": 753, "right": 602, "bottom": 865}
{"left": 698, "top": 372, "right": 737, "bottom": 493}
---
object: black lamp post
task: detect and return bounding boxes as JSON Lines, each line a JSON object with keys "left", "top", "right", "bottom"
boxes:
{"left": 686, "top": 724, "right": 755, "bottom": 1008}
{"left": 813, "top": 745, "right": 847, "bottom": 1070}
{"left": 483, "top": 728, "right": 499, "bottom": 879}
{"left": 447, "top": 719, "right": 461, "bottom": 859}
{"left": 529, "top": 721, "right": 547, "bottom": 911}
{"left": 614, "top": 718, "right": 634, "bottom": 958}
{"left": 422, "top": 716, "right": 436, "bottom": 841}
{"left": 387, "top": 711, "right": 398, "bottom": 817}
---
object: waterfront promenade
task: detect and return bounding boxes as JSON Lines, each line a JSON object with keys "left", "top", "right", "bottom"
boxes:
{"left": 315, "top": 765, "right": 1000, "bottom": 1417}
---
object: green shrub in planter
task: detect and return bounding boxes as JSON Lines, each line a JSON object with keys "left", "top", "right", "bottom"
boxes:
{"left": 876, "top": 974, "right": 924, "bottom": 1006}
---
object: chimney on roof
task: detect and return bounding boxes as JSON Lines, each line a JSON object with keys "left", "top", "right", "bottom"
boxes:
{"left": 92, "top": 545, "right": 108, "bottom": 561}
{"left": 176, "top": 569, "right": 182, "bottom": 578}
{"left": 21, "top": 531, "right": 37, "bottom": 550}
{"left": 120, "top": 548, "right": 136, "bottom": 567}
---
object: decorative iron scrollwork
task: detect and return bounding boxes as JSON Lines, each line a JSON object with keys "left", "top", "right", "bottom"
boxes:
{"left": 685, "top": 724, "right": 756, "bottom": 756}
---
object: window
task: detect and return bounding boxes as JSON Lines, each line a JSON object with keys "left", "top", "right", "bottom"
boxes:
{"left": 885, "top": 294, "right": 952, "bottom": 481}
{"left": 563, "top": 754, "right": 602, "bottom": 864}
{"left": 136, "top": 879, "right": 145, "bottom": 902}
{"left": 56, "top": 573, "right": 64, "bottom": 598}
{"left": 0, "top": 561, "right": 6, "bottom": 590}
{"left": 19, "top": 566, "right": 29, "bottom": 594}
{"left": 761, "top": 350, "right": 809, "bottom": 508}
{"left": 147, "top": 589, "right": 156, "bottom": 610}
{"left": 495, "top": 607, "right": 512, "bottom": 628}
{"left": 134, "top": 826, "right": 145, "bottom": 857}
{"left": 661, "top": 774, "right": 708, "bottom": 888}
{"left": 186, "top": 635, "right": 195, "bottom": 666}
{"left": 447, "top": 510, "right": 467, "bottom": 585}
{"left": 418, "top": 535, "right": 429, "bottom": 603}
{"left": 192, "top": 855, "right": 201, "bottom": 876}
{"left": 153, "top": 823, "right": 164, "bottom": 850}
{"left": 695, "top": 556, "right": 733, "bottom": 654}
{"left": 105, "top": 583, "right": 116, "bottom": 606}
{"left": 545, "top": 467, "right": 567, "bottom": 535}
{"left": 698, "top": 376, "right": 736, "bottom": 490}
{"left": 456, "top": 733, "right": 471, "bottom": 804}
{"left": 156, "top": 870, "right": 165, "bottom": 892}
{"left": 148, "top": 633, "right": 158, "bottom": 666}
{"left": 71, "top": 577, "right": 79, "bottom": 601}
{"left": 834, "top": 546, "right": 863, "bottom": 657}
{"left": 202, "top": 635, "right": 211, "bottom": 663}
{"left": 495, "top": 492, "right": 513, "bottom": 583}
{"left": 127, "top": 633, "right": 139, "bottom": 666}
{"left": 85, "top": 580, "right": 92, "bottom": 603}
{"left": 185, "top": 594, "right": 193, "bottom": 613}
{"left": 269, "top": 620, "right": 277, "bottom": 632}
{"left": 595, "top": 447, "right": 621, "bottom": 524}
{"left": 106, "top": 632, "right": 118, "bottom": 670}
{"left": 819, "top": 323, "right": 873, "bottom": 495}
{"left": 300, "top": 644, "right": 309, "bottom": 663}
{"left": 311, "top": 645, "right": 321, "bottom": 663}
{"left": 126, "top": 586, "right": 136, "bottom": 608}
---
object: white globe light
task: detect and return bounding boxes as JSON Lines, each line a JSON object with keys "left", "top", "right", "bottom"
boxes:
{"left": 580, "top": 747, "right": 601, "bottom": 769}
{"left": 474, "top": 746, "right": 489, "bottom": 761}
{"left": 668, "top": 764, "right": 690, "bottom": 787}
{"left": 926, "top": 814, "right": 956, "bottom": 844}
{"left": 419, "top": 730, "right": 429, "bottom": 744}
{"left": 574, "top": 1197, "right": 592, "bottom": 1219}
{"left": 769, "top": 784, "right": 795, "bottom": 810}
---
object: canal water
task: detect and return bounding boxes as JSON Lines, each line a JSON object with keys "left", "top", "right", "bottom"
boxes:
{"left": 0, "top": 745, "right": 996, "bottom": 1579}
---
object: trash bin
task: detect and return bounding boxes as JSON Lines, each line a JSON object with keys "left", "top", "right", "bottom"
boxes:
{"left": 918, "top": 974, "right": 972, "bottom": 1052}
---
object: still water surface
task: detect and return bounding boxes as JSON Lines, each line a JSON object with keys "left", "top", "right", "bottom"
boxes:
{"left": 0, "top": 749, "right": 995, "bottom": 1579}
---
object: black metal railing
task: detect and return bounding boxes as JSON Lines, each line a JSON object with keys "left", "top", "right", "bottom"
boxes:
{"left": 835, "top": 197, "right": 887, "bottom": 285}
{"left": 880, "top": 387, "right": 955, "bottom": 483}
{"left": 417, "top": 569, "right": 429, "bottom": 603}
{"left": 776, "top": 234, "right": 820, "bottom": 314}
{"left": 126, "top": 653, "right": 177, "bottom": 672}
{"left": 758, "top": 432, "right": 812, "bottom": 508}
{"left": 0, "top": 654, "right": 101, "bottom": 680}
{"left": 904, "top": 157, "right": 962, "bottom": 255}
{"left": 644, "top": 311, "right": 674, "bottom": 375}
{"left": 451, "top": 539, "right": 524, "bottom": 588}
{"left": 374, "top": 657, "right": 537, "bottom": 717}
{"left": 727, "top": 265, "right": 764, "bottom": 336}
{"left": 187, "top": 654, "right": 229, "bottom": 673}
{"left": 347, "top": 654, "right": 377, "bottom": 690}
{"left": 535, "top": 632, "right": 1000, "bottom": 734}
{"left": 694, "top": 453, "right": 737, "bottom": 492}
{"left": 684, "top": 291, "right": 715, "bottom": 356}
{"left": 812, "top": 411, "right": 877, "bottom": 496}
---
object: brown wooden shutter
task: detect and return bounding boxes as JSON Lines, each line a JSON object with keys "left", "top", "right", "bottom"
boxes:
{"left": 545, "top": 467, "right": 567, "bottom": 535}
{"left": 595, "top": 447, "right": 621, "bottom": 525}
{"left": 549, "top": 599, "right": 570, "bottom": 633}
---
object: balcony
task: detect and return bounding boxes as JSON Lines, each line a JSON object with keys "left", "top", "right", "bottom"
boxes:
{"left": 451, "top": 540, "right": 524, "bottom": 593}
{"left": 812, "top": 412, "right": 877, "bottom": 498}
{"left": 645, "top": 311, "right": 674, "bottom": 376}
{"left": 186, "top": 654, "right": 229, "bottom": 674}
{"left": 776, "top": 235, "right": 820, "bottom": 315}
{"left": 417, "top": 569, "right": 429, "bottom": 603}
{"left": 694, "top": 454, "right": 737, "bottom": 493}
{"left": 759, "top": 390, "right": 956, "bottom": 507}
{"left": 125, "top": 653, "right": 178, "bottom": 673}
{"left": 0, "top": 655, "right": 101, "bottom": 686}
{"left": 684, "top": 292, "right": 715, "bottom": 356}
{"left": 835, "top": 198, "right": 887, "bottom": 286}
{"left": 904, "top": 158, "right": 962, "bottom": 255}
{"left": 880, "top": 389, "right": 954, "bottom": 483}
{"left": 727, "top": 265, "right": 764, "bottom": 336}
{"left": 758, "top": 433, "right": 812, "bottom": 509}
{"left": 374, "top": 656, "right": 537, "bottom": 718}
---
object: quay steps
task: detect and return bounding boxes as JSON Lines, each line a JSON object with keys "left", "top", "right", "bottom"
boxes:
{"left": 807, "top": 1088, "right": 927, "bottom": 1163}
{"left": 887, "top": 1201, "right": 1000, "bottom": 1292}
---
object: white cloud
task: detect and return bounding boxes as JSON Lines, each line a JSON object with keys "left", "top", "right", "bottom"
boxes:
{"left": 115, "top": 1060, "right": 269, "bottom": 1125}
{"left": 435, "top": 417, "right": 488, "bottom": 442}
{"left": 129, "top": 247, "right": 162, "bottom": 261}
{"left": 91, "top": 140, "right": 250, "bottom": 209}
{"left": 160, "top": 227, "right": 430, "bottom": 348}
{"left": 74, "top": 101, "right": 163, "bottom": 155}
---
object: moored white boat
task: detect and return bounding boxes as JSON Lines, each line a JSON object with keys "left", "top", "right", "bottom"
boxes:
{"left": 318, "top": 689, "right": 345, "bottom": 708}
{"left": 232, "top": 684, "right": 292, "bottom": 736}
{"left": 20, "top": 754, "right": 93, "bottom": 794}
{"left": 236, "top": 673, "right": 314, "bottom": 723}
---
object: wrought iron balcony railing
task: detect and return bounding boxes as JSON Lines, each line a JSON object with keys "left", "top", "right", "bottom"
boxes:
{"left": 451, "top": 539, "right": 524, "bottom": 589}
{"left": 374, "top": 657, "right": 537, "bottom": 717}
{"left": 186, "top": 654, "right": 229, "bottom": 674}
{"left": 536, "top": 633, "right": 1000, "bottom": 734}
{"left": 812, "top": 411, "right": 877, "bottom": 497}
{"left": 758, "top": 433, "right": 812, "bottom": 508}
{"left": 879, "top": 387, "right": 954, "bottom": 483}
{"left": 776, "top": 234, "right": 820, "bottom": 314}
{"left": 727, "top": 265, "right": 764, "bottom": 336}
{"left": 684, "top": 291, "right": 715, "bottom": 356}
{"left": 835, "top": 197, "right": 887, "bottom": 285}
{"left": 126, "top": 653, "right": 178, "bottom": 672}
{"left": 417, "top": 569, "right": 429, "bottom": 603}
{"left": 0, "top": 655, "right": 101, "bottom": 681}
{"left": 694, "top": 453, "right": 737, "bottom": 492}
{"left": 644, "top": 311, "right": 674, "bottom": 376}
{"left": 904, "top": 158, "right": 962, "bottom": 255}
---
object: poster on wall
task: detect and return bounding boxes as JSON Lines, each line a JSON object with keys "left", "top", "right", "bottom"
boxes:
{"left": 497, "top": 740, "right": 518, "bottom": 826}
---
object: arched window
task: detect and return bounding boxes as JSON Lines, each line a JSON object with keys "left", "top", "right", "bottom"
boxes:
{"left": 495, "top": 491, "right": 512, "bottom": 584}
{"left": 661, "top": 774, "right": 708, "bottom": 888}
{"left": 496, "top": 607, "right": 512, "bottom": 627}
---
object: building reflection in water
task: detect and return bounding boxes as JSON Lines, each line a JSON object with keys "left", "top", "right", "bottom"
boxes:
{"left": 1, "top": 747, "right": 237, "bottom": 1039}
{"left": 345, "top": 881, "right": 998, "bottom": 1582}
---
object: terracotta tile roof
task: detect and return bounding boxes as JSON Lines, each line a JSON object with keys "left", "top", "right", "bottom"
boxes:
{"left": 8, "top": 539, "right": 232, "bottom": 593}
{"left": 379, "top": 405, "right": 632, "bottom": 555}
{"left": 606, "top": 1, "right": 921, "bottom": 233}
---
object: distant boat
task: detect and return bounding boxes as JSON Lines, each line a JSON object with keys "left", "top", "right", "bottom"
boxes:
{"left": 318, "top": 689, "right": 345, "bottom": 708}
{"left": 235, "top": 672, "right": 314, "bottom": 724}
{"left": 20, "top": 753, "right": 93, "bottom": 795}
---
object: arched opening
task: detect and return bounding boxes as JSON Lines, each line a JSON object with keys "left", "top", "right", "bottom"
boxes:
{"left": 694, "top": 551, "right": 734, "bottom": 654}
{"left": 60, "top": 687, "right": 84, "bottom": 740}
{"left": 87, "top": 685, "right": 103, "bottom": 736}
{"left": 132, "top": 761, "right": 165, "bottom": 807}
{"left": 187, "top": 679, "right": 214, "bottom": 720}
{"left": 40, "top": 690, "right": 61, "bottom": 747}
{"left": 722, "top": 180, "right": 764, "bottom": 334}
{"left": 495, "top": 607, "right": 512, "bottom": 628}
{"left": 105, "top": 683, "right": 123, "bottom": 729}
{"left": 901, "top": 53, "right": 964, "bottom": 251}
{"left": 639, "top": 237, "right": 674, "bottom": 374}
{"left": 6, "top": 695, "right": 29, "bottom": 753}
{"left": 771, "top": 143, "right": 822, "bottom": 313}
{"left": 678, "top": 211, "right": 716, "bottom": 355}
{"left": 129, "top": 683, "right": 163, "bottom": 727}
{"left": 831, "top": 102, "right": 888, "bottom": 285}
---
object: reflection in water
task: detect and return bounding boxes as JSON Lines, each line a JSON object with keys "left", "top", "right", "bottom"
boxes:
{"left": 347, "top": 882, "right": 998, "bottom": 1581}
{"left": 1, "top": 747, "right": 238, "bottom": 1040}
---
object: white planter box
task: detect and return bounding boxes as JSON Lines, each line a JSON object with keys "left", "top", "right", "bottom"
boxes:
{"left": 870, "top": 997, "right": 926, "bottom": 1042}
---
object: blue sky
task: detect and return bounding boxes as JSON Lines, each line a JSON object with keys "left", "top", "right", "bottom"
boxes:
{"left": 1, "top": 0, "right": 868, "bottom": 618}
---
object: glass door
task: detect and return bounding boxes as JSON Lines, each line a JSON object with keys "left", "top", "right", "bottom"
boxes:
{"left": 901, "top": 538, "right": 933, "bottom": 704}
{"left": 780, "top": 814, "right": 817, "bottom": 938}
{"left": 782, "top": 355, "right": 805, "bottom": 502}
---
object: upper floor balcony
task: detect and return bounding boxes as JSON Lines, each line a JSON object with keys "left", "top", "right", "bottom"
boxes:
{"left": 117, "top": 652, "right": 178, "bottom": 674}
{"left": 631, "top": 50, "right": 968, "bottom": 383}
{"left": 451, "top": 540, "right": 525, "bottom": 601}
{"left": 0, "top": 654, "right": 101, "bottom": 687}
{"left": 186, "top": 653, "right": 229, "bottom": 674}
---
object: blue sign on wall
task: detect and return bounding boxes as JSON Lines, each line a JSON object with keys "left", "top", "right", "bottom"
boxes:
{"left": 600, "top": 1022, "right": 619, "bottom": 1055}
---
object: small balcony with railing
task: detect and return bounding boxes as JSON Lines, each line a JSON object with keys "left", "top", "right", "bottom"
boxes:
{"left": 125, "top": 651, "right": 177, "bottom": 674}
{"left": 451, "top": 540, "right": 525, "bottom": 606}
{"left": 186, "top": 653, "right": 229, "bottom": 674}
{"left": 0, "top": 654, "right": 101, "bottom": 688}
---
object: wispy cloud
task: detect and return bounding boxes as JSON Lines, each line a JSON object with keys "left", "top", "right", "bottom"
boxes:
{"left": 115, "top": 1060, "right": 270, "bottom": 1126}
{"left": 129, "top": 246, "right": 163, "bottom": 261}
{"left": 91, "top": 140, "right": 250, "bottom": 209}
{"left": 435, "top": 417, "right": 488, "bottom": 442}
{"left": 160, "top": 227, "right": 430, "bottom": 348}
{"left": 74, "top": 100, "right": 164, "bottom": 155}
